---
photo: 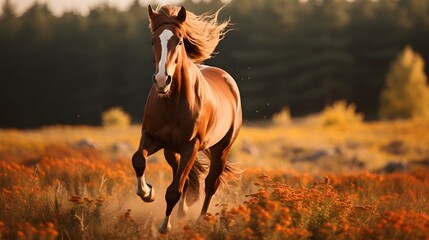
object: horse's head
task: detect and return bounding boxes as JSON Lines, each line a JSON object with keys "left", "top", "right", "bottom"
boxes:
{"left": 148, "top": 5, "right": 186, "bottom": 95}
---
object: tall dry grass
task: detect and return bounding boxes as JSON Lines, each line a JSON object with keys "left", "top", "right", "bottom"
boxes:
{"left": 1, "top": 156, "right": 429, "bottom": 239}
{"left": 1, "top": 119, "right": 429, "bottom": 239}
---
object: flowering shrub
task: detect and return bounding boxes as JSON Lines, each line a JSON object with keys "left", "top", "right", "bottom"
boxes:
{"left": 180, "top": 171, "right": 429, "bottom": 240}
{"left": 1, "top": 124, "right": 429, "bottom": 239}
{"left": 101, "top": 107, "right": 131, "bottom": 128}
{"left": 15, "top": 222, "right": 58, "bottom": 240}
{"left": 318, "top": 100, "right": 363, "bottom": 127}
{"left": 365, "top": 210, "right": 429, "bottom": 239}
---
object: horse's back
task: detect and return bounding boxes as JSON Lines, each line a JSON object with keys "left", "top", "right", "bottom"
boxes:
{"left": 198, "top": 65, "right": 241, "bottom": 108}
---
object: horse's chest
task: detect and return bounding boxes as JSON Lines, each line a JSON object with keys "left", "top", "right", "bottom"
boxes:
{"left": 150, "top": 125, "right": 189, "bottom": 149}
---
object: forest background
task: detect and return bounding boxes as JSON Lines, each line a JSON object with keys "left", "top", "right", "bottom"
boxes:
{"left": 1, "top": 0, "right": 429, "bottom": 128}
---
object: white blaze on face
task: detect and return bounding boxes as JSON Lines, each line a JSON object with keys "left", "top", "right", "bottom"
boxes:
{"left": 155, "top": 29, "right": 174, "bottom": 85}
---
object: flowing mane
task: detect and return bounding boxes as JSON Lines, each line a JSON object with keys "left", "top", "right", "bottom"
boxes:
{"left": 149, "top": 5, "right": 230, "bottom": 64}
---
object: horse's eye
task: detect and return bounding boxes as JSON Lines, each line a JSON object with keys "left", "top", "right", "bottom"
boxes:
{"left": 178, "top": 40, "right": 183, "bottom": 46}
{"left": 150, "top": 40, "right": 154, "bottom": 45}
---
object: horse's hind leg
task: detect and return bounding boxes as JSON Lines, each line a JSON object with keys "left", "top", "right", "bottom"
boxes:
{"left": 200, "top": 142, "right": 232, "bottom": 216}
{"left": 164, "top": 149, "right": 189, "bottom": 217}
{"left": 159, "top": 139, "right": 200, "bottom": 234}
{"left": 132, "top": 131, "right": 162, "bottom": 202}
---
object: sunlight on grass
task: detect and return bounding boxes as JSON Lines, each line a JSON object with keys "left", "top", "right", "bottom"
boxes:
{"left": 1, "top": 118, "right": 429, "bottom": 238}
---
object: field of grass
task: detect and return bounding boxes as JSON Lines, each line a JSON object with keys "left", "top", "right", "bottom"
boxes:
{"left": 1, "top": 119, "right": 429, "bottom": 239}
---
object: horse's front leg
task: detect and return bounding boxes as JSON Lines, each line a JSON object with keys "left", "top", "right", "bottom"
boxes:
{"left": 159, "top": 138, "right": 200, "bottom": 234}
{"left": 132, "top": 130, "right": 162, "bottom": 202}
{"left": 164, "top": 149, "right": 189, "bottom": 217}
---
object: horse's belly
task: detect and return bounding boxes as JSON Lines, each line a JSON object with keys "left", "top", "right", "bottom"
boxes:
{"left": 199, "top": 66, "right": 241, "bottom": 150}
{"left": 204, "top": 111, "right": 233, "bottom": 149}
{"left": 205, "top": 127, "right": 228, "bottom": 149}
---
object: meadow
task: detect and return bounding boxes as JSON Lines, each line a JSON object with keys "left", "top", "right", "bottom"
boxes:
{"left": 1, "top": 118, "right": 429, "bottom": 239}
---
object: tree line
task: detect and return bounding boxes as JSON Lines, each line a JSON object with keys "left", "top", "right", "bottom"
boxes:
{"left": 1, "top": 0, "right": 429, "bottom": 128}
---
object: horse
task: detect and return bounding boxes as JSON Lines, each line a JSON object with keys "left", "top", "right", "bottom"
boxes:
{"left": 131, "top": 5, "right": 242, "bottom": 234}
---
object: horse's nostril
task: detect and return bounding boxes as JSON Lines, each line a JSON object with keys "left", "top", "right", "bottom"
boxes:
{"left": 152, "top": 75, "right": 157, "bottom": 84}
{"left": 166, "top": 75, "right": 172, "bottom": 85}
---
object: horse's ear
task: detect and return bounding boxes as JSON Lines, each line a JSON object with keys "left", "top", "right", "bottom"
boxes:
{"left": 148, "top": 5, "right": 155, "bottom": 20}
{"left": 177, "top": 6, "right": 186, "bottom": 23}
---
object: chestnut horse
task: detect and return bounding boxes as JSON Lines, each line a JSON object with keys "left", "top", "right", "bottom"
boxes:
{"left": 131, "top": 5, "right": 242, "bottom": 234}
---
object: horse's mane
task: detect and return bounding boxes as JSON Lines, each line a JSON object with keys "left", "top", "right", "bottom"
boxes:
{"left": 149, "top": 5, "right": 230, "bottom": 64}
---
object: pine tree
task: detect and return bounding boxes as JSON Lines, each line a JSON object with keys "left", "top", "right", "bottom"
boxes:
{"left": 1, "top": 0, "right": 16, "bottom": 21}
{"left": 379, "top": 45, "right": 429, "bottom": 119}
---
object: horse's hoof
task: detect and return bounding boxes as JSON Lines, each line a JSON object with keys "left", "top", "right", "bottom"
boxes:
{"left": 197, "top": 214, "right": 206, "bottom": 223}
{"left": 158, "top": 219, "right": 171, "bottom": 234}
{"left": 158, "top": 224, "right": 171, "bottom": 234}
{"left": 137, "top": 183, "right": 155, "bottom": 202}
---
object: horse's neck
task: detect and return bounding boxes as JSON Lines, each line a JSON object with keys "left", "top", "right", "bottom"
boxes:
{"left": 174, "top": 59, "right": 203, "bottom": 104}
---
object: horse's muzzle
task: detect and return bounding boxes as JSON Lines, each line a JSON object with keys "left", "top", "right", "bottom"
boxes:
{"left": 153, "top": 74, "right": 172, "bottom": 94}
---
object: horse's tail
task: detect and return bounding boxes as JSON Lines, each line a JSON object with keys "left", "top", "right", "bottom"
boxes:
{"left": 185, "top": 159, "right": 207, "bottom": 206}
{"left": 202, "top": 150, "right": 243, "bottom": 193}
{"left": 219, "top": 161, "right": 243, "bottom": 190}
{"left": 185, "top": 153, "right": 242, "bottom": 206}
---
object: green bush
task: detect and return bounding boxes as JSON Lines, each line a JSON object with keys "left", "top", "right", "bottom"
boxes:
{"left": 379, "top": 45, "right": 429, "bottom": 120}
{"left": 101, "top": 107, "right": 131, "bottom": 128}
{"left": 318, "top": 100, "right": 363, "bottom": 127}
{"left": 272, "top": 107, "right": 291, "bottom": 126}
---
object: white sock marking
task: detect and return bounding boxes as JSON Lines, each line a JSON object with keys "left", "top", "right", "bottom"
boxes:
{"left": 137, "top": 175, "right": 150, "bottom": 197}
